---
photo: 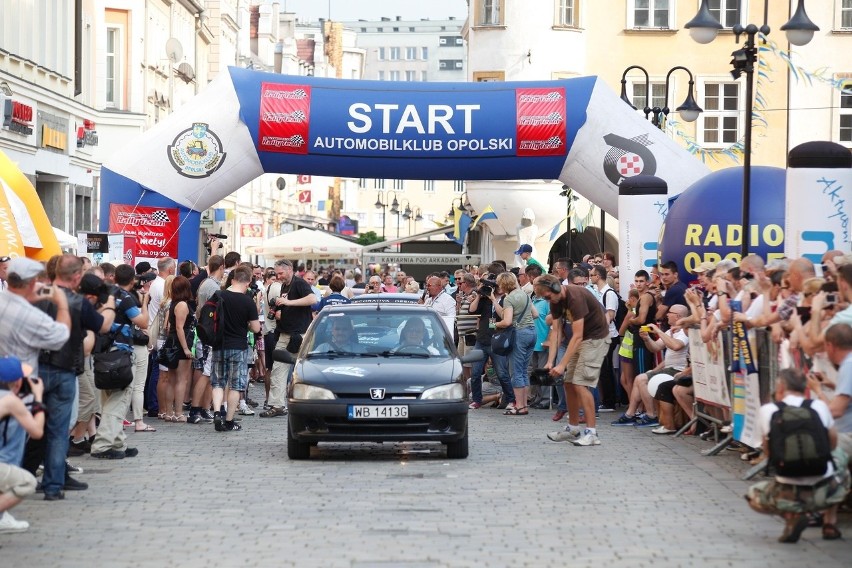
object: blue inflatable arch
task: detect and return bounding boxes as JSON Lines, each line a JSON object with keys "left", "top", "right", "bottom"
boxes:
{"left": 101, "top": 67, "right": 710, "bottom": 262}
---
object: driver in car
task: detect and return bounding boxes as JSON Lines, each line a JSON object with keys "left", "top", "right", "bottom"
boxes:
{"left": 314, "top": 317, "right": 367, "bottom": 354}
{"left": 393, "top": 318, "right": 439, "bottom": 355}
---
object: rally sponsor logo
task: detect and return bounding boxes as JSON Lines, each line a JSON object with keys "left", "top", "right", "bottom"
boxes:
{"left": 259, "top": 83, "right": 311, "bottom": 154}
{"left": 515, "top": 88, "right": 567, "bottom": 157}
{"left": 114, "top": 209, "right": 171, "bottom": 228}
{"left": 602, "top": 133, "right": 657, "bottom": 186}
{"left": 167, "top": 122, "right": 226, "bottom": 178}
{"left": 109, "top": 205, "right": 180, "bottom": 261}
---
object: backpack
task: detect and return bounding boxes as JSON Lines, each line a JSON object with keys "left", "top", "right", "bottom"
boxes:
{"left": 196, "top": 290, "right": 224, "bottom": 349}
{"left": 768, "top": 400, "right": 833, "bottom": 478}
{"left": 604, "top": 289, "right": 628, "bottom": 334}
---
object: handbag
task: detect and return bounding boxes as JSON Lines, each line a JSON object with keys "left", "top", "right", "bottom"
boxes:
{"left": 490, "top": 294, "right": 531, "bottom": 356}
{"left": 93, "top": 349, "right": 134, "bottom": 390}
{"left": 286, "top": 332, "right": 303, "bottom": 354}
{"left": 157, "top": 336, "right": 182, "bottom": 369}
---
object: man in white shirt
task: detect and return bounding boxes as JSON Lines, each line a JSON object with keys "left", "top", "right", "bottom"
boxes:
{"left": 424, "top": 275, "right": 456, "bottom": 334}
{"left": 746, "top": 368, "right": 848, "bottom": 543}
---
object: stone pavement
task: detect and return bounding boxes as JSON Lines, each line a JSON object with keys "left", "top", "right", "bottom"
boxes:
{"left": 1, "top": 387, "right": 849, "bottom": 567}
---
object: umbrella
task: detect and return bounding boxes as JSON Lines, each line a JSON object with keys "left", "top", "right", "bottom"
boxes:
{"left": 247, "top": 228, "right": 362, "bottom": 259}
{"left": 0, "top": 149, "right": 60, "bottom": 260}
{"left": 53, "top": 226, "right": 78, "bottom": 249}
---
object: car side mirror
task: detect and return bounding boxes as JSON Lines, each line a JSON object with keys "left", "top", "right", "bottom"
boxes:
{"left": 460, "top": 349, "right": 485, "bottom": 364}
{"left": 272, "top": 349, "right": 295, "bottom": 364}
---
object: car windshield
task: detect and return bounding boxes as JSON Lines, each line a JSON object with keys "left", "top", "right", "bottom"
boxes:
{"left": 304, "top": 311, "right": 453, "bottom": 358}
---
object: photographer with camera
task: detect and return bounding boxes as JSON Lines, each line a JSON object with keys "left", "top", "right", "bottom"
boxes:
{"left": 466, "top": 266, "right": 503, "bottom": 409}
{"left": 0, "top": 356, "right": 46, "bottom": 533}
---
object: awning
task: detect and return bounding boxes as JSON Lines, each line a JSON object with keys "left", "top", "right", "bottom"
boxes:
{"left": 247, "top": 227, "right": 363, "bottom": 259}
{"left": 0, "top": 149, "right": 60, "bottom": 260}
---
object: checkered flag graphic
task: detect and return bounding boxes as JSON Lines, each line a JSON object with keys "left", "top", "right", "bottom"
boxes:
{"left": 548, "top": 112, "right": 563, "bottom": 121}
{"left": 291, "top": 110, "right": 307, "bottom": 121}
{"left": 547, "top": 136, "right": 562, "bottom": 146}
{"left": 292, "top": 89, "right": 307, "bottom": 98}
{"left": 123, "top": 249, "right": 133, "bottom": 263}
{"left": 289, "top": 135, "right": 305, "bottom": 145}
{"left": 150, "top": 210, "right": 171, "bottom": 223}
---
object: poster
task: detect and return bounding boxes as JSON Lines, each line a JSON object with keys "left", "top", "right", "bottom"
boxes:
{"left": 688, "top": 329, "right": 731, "bottom": 409}
{"left": 108, "top": 204, "right": 180, "bottom": 263}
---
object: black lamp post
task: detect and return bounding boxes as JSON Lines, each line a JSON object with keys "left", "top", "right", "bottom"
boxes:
{"left": 685, "top": 0, "right": 819, "bottom": 258}
{"left": 404, "top": 206, "right": 422, "bottom": 234}
{"left": 620, "top": 65, "right": 702, "bottom": 129}
{"left": 392, "top": 198, "right": 410, "bottom": 239}
{"left": 446, "top": 191, "right": 473, "bottom": 220}
{"left": 374, "top": 190, "right": 397, "bottom": 241}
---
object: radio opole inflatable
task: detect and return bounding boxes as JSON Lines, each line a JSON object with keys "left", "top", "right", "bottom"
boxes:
{"left": 659, "top": 167, "right": 786, "bottom": 280}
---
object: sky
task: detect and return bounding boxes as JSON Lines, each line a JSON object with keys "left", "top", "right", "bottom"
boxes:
{"left": 278, "top": 0, "right": 468, "bottom": 23}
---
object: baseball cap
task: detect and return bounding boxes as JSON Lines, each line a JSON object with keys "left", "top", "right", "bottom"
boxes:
{"left": 78, "top": 273, "right": 107, "bottom": 296}
{"left": 7, "top": 257, "right": 45, "bottom": 280}
{"left": 694, "top": 261, "right": 715, "bottom": 273}
{"left": 514, "top": 244, "right": 533, "bottom": 255}
{"left": 0, "top": 356, "right": 33, "bottom": 382}
{"left": 135, "top": 261, "right": 152, "bottom": 275}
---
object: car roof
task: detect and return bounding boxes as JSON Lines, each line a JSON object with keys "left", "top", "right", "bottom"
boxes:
{"left": 348, "top": 292, "right": 422, "bottom": 305}
{"left": 323, "top": 302, "right": 429, "bottom": 314}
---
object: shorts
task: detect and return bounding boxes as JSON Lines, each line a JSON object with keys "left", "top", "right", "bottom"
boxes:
{"left": 211, "top": 349, "right": 249, "bottom": 392}
{"left": 0, "top": 463, "right": 37, "bottom": 498}
{"left": 747, "top": 450, "right": 850, "bottom": 515}
{"left": 192, "top": 341, "right": 212, "bottom": 377}
{"left": 646, "top": 367, "right": 683, "bottom": 404}
{"left": 564, "top": 337, "right": 611, "bottom": 388}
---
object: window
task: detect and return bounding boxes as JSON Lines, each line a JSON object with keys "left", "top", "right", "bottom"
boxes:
{"left": 378, "top": 47, "right": 385, "bottom": 60}
{"left": 630, "top": 0, "right": 671, "bottom": 28}
{"left": 423, "top": 180, "right": 435, "bottom": 192}
{"left": 406, "top": 47, "right": 417, "bottom": 60}
{"left": 421, "top": 71, "right": 428, "bottom": 81}
{"left": 358, "top": 178, "right": 367, "bottom": 189}
{"left": 439, "top": 36, "right": 463, "bottom": 47}
{"left": 439, "top": 60, "right": 464, "bottom": 70}
{"left": 105, "top": 27, "right": 120, "bottom": 107}
{"left": 389, "top": 47, "right": 400, "bottom": 60}
{"left": 393, "top": 179, "right": 404, "bottom": 190}
{"left": 377, "top": 70, "right": 385, "bottom": 81}
{"left": 842, "top": 0, "right": 852, "bottom": 29}
{"left": 390, "top": 70, "right": 400, "bottom": 81}
{"left": 373, "top": 212, "right": 384, "bottom": 227}
{"left": 374, "top": 178, "right": 385, "bottom": 189}
{"left": 478, "top": 0, "right": 504, "bottom": 26}
{"left": 699, "top": 82, "right": 741, "bottom": 146}
{"left": 421, "top": 47, "right": 428, "bottom": 59}
{"left": 556, "top": 0, "right": 578, "bottom": 27}
{"left": 840, "top": 81, "right": 852, "bottom": 143}
{"left": 708, "top": 0, "right": 741, "bottom": 28}
{"left": 453, "top": 180, "right": 465, "bottom": 193}
{"left": 473, "top": 71, "right": 505, "bottom": 82}
{"left": 405, "top": 70, "right": 416, "bottom": 82}
{"left": 630, "top": 81, "right": 666, "bottom": 112}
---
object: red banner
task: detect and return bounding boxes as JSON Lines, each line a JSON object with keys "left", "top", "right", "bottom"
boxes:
{"left": 297, "top": 174, "right": 311, "bottom": 184}
{"left": 108, "top": 204, "right": 180, "bottom": 262}
{"left": 258, "top": 83, "right": 311, "bottom": 155}
{"left": 298, "top": 190, "right": 311, "bottom": 203}
{"left": 515, "top": 87, "right": 567, "bottom": 157}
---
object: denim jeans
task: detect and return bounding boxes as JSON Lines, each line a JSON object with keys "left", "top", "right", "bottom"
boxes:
{"left": 29, "top": 363, "right": 76, "bottom": 494}
{"left": 510, "top": 327, "right": 536, "bottom": 388}
{"left": 492, "top": 350, "right": 514, "bottom": 405}
{"left": 469, "top": 340, "right": 493, "bottom": 404}
{"left": 145, "top": 351, "right": 159, "bottom": 413}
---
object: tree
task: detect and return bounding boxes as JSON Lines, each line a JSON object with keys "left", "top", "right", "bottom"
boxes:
{"left": 356, "top": 231, "right": 384, "bottom": 247}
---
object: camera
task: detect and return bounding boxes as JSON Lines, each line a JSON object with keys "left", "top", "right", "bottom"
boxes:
{"left": 478, "top": 275, "right": 497, "bottom": 297}
{"left": 205, "top": 233, "right": 227, "bottom": 253}
{"left": 478, "top": 285, "right": 493, "bottom": 297}
{"left": 826, "top": 292, "right": 839, "bottom": 304}
{"left": 640, "top": 325, "right": 651, "bottom": 333}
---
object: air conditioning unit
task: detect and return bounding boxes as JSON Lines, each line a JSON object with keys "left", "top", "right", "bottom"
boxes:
{"left": 439, "top": 37, "right": 447, "bottom": 45}
{"left": 454, "top": 61, "right": 463, "bottom": 69}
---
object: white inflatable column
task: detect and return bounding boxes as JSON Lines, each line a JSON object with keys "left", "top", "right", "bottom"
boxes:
{"left": 618, "top": 175, "right": 668, "bottom": 297}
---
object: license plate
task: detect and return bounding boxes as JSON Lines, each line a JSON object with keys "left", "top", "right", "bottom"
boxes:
{"left": 348, "top": 405, "right": 409, "bottom": 419}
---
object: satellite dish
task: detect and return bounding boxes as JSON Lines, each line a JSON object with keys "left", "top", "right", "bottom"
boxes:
{"left": 165, "top": 38, "right": 184, "bottom": 63}
{"left": 276, "top": 177, "right": 287, "bottom": 190}
{"left": 177, "top": 62, "right": 195, "bottom": 81}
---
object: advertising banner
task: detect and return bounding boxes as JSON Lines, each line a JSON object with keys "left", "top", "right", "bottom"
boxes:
{"left": 688, "top": 329, "right": 731, "bottom": 409}
{"left": 108, "top": 204, "right": 180, "bottom": 262}
{"left": 785, "top": 167, "right": 852, "bottom": 265}
{"left": 617, "top": 178, "right": 667, "bottom": 297}
{"left": 240, "top": 214, "right": 264, "bottom": 244}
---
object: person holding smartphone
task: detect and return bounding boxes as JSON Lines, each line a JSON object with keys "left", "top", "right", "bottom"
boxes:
{"left": 0, "top": 356, "right": 46, "bottom": 533}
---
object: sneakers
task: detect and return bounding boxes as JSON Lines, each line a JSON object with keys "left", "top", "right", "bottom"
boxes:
{"left": 611, "top": 413, "right": 637, "bottom": 426}
{"left": 67, "top": 438, "right": 90, "bottom": 456}
{"left": 65, "top": 461, "right": 84, "bottom": 475}
{"left": 238, "top": 404, "right": 255, "bottom": 416}
{"left": 91, "top": 449, "right": 125, "bottom": 460}
{"left": 634, "top": 415, "right": 659, "bottom": 428}
{"left": 572, "top": 429, "right": 601, "bottom": 446}
{"left": 223, "top": 421, "right": 242, "bottom": 431}
{"left": 468, "top": 402, "right": 482, "bottom": 409}
{"left": 652, "top": 425, "right": 676, "bottom": 435}
{"left": 187, "top": 414, "right": 202, "bottom": 424}
{"left": 124, "top": 447, "right": 139, "bottom": 458}
{"left": 182, "top": 401, "right": 191, "bottom": 411}
{"left": 63, "top": 475, "right": 88, "bottom": 491}
{"left": 43, "top": 491, "right": 65, "bottom": 501}
{"left": 547, "top": 427, "right": 582, "bottom": 442}
{"left": 598, "top": 405, "right": 616, "bottom": 413}
{"left": 213, "top": 413, "right": 224, "bottom": 432}
{"left": 0, "top": 511, "right": 29, "bottom": 533}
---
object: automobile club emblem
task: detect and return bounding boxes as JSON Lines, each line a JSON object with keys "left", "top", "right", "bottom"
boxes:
{"left": 167, "top": 122, "right": 226, "bottom": 178}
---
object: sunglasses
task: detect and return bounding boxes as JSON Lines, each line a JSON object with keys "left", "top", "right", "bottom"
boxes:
{"left": 0, "top": 256, "right": 10, "bottom": 262}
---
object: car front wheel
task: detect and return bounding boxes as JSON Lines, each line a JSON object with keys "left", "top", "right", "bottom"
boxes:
{"left": 287, "top": 418, "right": 311, "bottom": 460}
{"left": 445, "top": 426, "right": 469, "bottom": 459}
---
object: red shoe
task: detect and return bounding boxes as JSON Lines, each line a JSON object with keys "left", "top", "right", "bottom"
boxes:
{"left": 551, "top": 410, "right": 566, "bottom": 422}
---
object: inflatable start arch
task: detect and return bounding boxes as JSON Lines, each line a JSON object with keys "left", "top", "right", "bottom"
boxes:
{"left": 102, "top": 67, "right": 711, "bottom": 262}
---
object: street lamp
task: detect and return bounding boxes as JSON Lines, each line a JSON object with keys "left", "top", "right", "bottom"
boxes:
{"left": 685, "top": 0, "right": 819, "bottom": 257}
{"left": 374, "top": 190, "right": 397, "bottom": 241}
{"left": 392, "top": 198, "right": 411, "bottom": 239}
{"left": 447, "top": 191, "right": 473, "bottom": 220}
{"left": 619, "top": 65, "right": 702, "bottom": 129}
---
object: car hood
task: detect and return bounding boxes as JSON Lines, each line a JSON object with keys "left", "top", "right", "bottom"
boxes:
{"left": 296, "top": 357, "right": 461, "bottom": 393}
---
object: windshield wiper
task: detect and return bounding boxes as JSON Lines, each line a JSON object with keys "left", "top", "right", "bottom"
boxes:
{"left": 379, "top": 350, "right": 430, "bottom": 358}
{"left": 307, "top": 351, "right": 378, "bottom": 359}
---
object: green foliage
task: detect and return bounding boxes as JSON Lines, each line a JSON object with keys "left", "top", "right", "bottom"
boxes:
{"left": 356, "top": 231, "right": 384, "bottom": 246}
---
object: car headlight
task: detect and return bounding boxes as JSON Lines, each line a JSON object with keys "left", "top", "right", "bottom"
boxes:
{"left": 421, "top": 383, "right": 464, "bottom": 400}
{"left": 292, "top": 384, "right": 336, "bottom": 400}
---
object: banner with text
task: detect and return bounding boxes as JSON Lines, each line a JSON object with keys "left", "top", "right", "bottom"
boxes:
{"left": 108, "top": 204, "right": 180, "bottom": 262}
